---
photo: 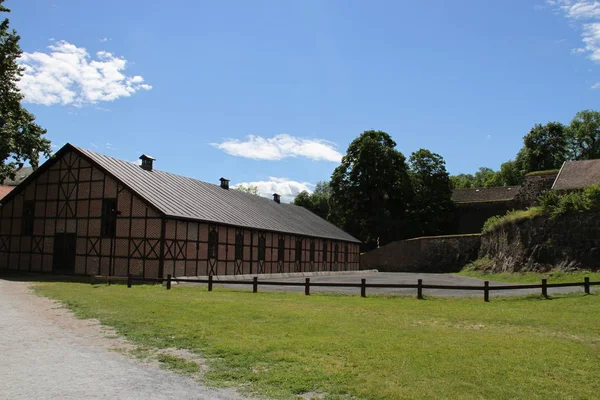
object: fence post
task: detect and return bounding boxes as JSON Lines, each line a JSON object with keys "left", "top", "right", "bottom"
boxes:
{"left": 584, "top": 277, "right": 590, "bottom": 295}
{"left": 541, "top": 278, "right": 547, "bottom": 298}
{"left": 253, "top": 277, "right": 258, "bottom": 293}
{"left": 208, "top": 275, "right": 213, "bottom": 292}
{"left": 361, "top": 278, "right": 366, "bottom": 298}
{"left": 484, "top": 281, "right": 489, "bottom": 302}
{"left": 305, "top": 278, "right": 310, "bottom": 296}
{"left": 166, "top": 274, "right": 172, "bottom": 290}
{"left": 90, "top": 275, "right": 95, "bottom": 285}
{"left": 127, "top": 274, "right": 132, "bottom": 289}
{"left": 417, "top": 279, "right": 423, "bottom": 300}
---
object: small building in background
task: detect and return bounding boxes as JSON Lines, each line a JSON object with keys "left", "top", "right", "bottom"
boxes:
{"left": 0, "top": 144, "right": 360, "bottom": 278}
{"left": 552, "top": 159, "right": 600, "bottom": 191}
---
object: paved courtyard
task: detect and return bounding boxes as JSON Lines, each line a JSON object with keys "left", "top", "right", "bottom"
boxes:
{"left": 206, "top": 272, "right": 593, "bottom": 298}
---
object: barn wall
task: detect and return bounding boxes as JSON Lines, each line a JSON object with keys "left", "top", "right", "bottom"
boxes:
{"left": 163, "top": 219, "right": 360, "bottom": 277}
{"left": 0, "top": 149, "right": 360, "bottom": 278}
{"left": 0, "top": 150, "right": 162, "bottom": 278}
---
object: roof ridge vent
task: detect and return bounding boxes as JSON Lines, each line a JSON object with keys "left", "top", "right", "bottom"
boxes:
{"left": 219, "top": 177, "right": 230, "bottom": 190}
{"left": 139, "top": 154, "right": 155, "bottom": 171}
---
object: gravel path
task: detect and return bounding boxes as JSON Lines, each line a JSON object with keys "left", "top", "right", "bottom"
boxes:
{"left": 206, "top": 272, "right": 594, "bottom": 297}
{"left": 0, "top": 279, "right": 256, "bottom": 400}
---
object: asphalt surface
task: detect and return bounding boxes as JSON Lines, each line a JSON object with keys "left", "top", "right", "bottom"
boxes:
{"left": 206, "top": 272, "right": 593, "bottom": 298}
{"left": 0, "top": 279, "right": 255, "bottom": 400}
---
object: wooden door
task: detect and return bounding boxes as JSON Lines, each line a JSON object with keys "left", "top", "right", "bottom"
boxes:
{"left": 53, "top": 233, "right": 76, "bottom": 274}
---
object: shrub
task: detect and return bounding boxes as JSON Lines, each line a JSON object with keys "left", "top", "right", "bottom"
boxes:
{"left": 538, "top": 190, "right": 560, "bottom": 211}
{"left": 551, "top": 191, "right": 590, "bottom": 218}
{"left": 584, "top": 183, "right": 600, "bottom": 210}
{"left": 462, "top": 256, "right": 493, "bottom": 272}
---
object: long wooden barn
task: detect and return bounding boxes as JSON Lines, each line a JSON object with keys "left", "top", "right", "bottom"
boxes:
{"left": 0, "top": 144, "right": 360, "bottom": 278}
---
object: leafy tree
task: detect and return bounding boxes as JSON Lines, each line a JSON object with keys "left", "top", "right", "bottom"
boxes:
{"left": 408, "top": 149, "right": 454, "bottom": 236}
{"left": 473, "top": 167, "right": 497, "bottom": 187}
{"left": 520, "top": 122, "right": 568, "bottom": 172}
{"left": 330, "top": 130, "right": 413, "bottom": 248}
{"left": 235, "top": 184, "right": 259, "bottom": 195}
{"left": 292, "top": 181, "right": 331, "bottom": 220}
{"left": 450, "top": 173, "right": 476, "bottom": 189}
{"left": 497, "top": 160, "right": 523, "bottom": 186}
{"left": 568, "top": 110, "right": 600, "bottom": 160}
{"left": 0, "top": 1, "right": 50, "bottom": 181}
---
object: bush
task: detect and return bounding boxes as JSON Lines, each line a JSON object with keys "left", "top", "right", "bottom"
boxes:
{"left": 462, "top": 256, "right": 493, "bottom": 272}
{"left": 584, "top": 183, "right": 600, "bottom": 210}
{"left": 538, "top": 190, "right": 560, "bottom": 211}
{"left": 551, "top": 191, "right": 589, "bottom": 218}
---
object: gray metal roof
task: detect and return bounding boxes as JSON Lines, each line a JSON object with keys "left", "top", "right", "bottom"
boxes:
{"left": 552, "top": 159, "right": 600, "bottom": 191}
{"left": 74, "top": 145, "right": 359, "bottom": 243}
{"left": 452, "top": 186, "right": 520, "bottom": 203}
{"left": 1, "top": 167, "right": 34, "bottom": 186}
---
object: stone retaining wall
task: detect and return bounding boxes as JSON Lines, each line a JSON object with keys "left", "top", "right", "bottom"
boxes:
{"left": 360, "top": 234, "right": 481, "bottom": 273}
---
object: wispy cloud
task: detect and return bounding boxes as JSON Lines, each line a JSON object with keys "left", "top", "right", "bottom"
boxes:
{"left": 98, "top": 37, "right": 110, "bottom": 42}
{"left": 18, "top": 40, "right": 152, "bottom": 106}
{"left": 548, "top": 1, "right": 600, "bottom": 87}
{"left": 211, "top": 134, "right": 343, "bottom": 162}
{"left": 233, "top": 177, "right": 314, "bottom": 203}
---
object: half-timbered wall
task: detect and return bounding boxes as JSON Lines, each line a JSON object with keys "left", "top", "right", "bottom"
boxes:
{"left": 162, "top": 219, "right": 360, "bottom": 277}
{"left": 0, "top": 150, "right": 163, "bottom": 278}
{"left": 0, "top": 149, "right": 360, "bottom": 278}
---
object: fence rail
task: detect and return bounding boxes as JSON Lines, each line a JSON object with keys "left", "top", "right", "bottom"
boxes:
{"left": 91, "top": 274, "right": 599, "bottom": 302}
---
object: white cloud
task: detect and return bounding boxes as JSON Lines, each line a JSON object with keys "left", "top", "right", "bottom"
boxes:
{"left": 233, "top": 177, "right": 314, "bottom": 203}
{"left": 211, "top": 134, "right": 343, "bottom": 162}
{"left": 592, "top": 81, "right": 600, "bottom": 88}
{"left": 549, "top": 1, "right": 600, "bottom": 62}
{"left": 18, "top": 40, "right": 152, "bottom": 107}
{"left": 98, "top": 37, "right": 110, "bottom": 42}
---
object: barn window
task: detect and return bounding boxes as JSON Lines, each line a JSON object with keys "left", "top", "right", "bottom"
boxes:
{"left": 258, "top": 235, "right": 266, "bottom": 261}
{"left": 310, "top": 240, "right": 315, "bottom": 262}
{"left": 22, "top": 201, "right": 35, "bottom": 236}
{"left": 101, "top": 199, "right": 117, "bottom": 238}
{"left": 334, "top": 243, "right": 339, "bottom": 263}
{"left": 235, "top": 231, "right": 243, "bottom": 260}
{"left": 295, "top": 238, "right": 302, "bottom": 262}
{"left": 278, "top": 237, "right": 285, "bottom": 261}
{"left": 208, "top": 228, "right": 218, "bottom": 259}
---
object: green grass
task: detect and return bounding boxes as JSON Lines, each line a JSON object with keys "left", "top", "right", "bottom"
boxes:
{"left": 525, "top": 169, "right": 560, "bottom": 177}
{"left": 457, "top": 269, "right": 600, "bottom": 284}
{"left": 482, "top": 207, "right": 544, "bottom": 233}
{"left": 34, "top": 283, "right": 600, "bottom": 400}
{"left": 156, "top": 354, "right": 202, "bottom": 375}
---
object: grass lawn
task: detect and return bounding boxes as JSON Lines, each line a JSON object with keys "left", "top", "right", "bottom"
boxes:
{"left": 34, "top": 283, "right": 600, "bottom": 400}
{"left": 456, "top": 269, "right": 600, "bottom": 284}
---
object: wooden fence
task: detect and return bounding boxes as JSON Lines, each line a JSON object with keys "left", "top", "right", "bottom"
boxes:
{"left": 90, "top": 274, "right": 600, "bottom": 302}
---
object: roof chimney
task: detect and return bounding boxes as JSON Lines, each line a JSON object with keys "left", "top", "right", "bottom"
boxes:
{"left": 273, "top": 193, "right": 281, "bottom": 204}
{"left": 219, "top": 177, "right": 230, "bottom": 190}
{"left": 139, "top": 154, "right": 155, "bottom": 171}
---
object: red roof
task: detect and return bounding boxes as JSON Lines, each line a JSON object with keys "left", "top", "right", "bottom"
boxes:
{"left": 0, "top": 185, "right": 14, "bottom": 200}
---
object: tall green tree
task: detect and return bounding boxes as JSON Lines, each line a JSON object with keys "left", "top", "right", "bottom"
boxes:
{"left": 292, "top": 181, "right": 331, "bottom": 220}
{"left": 520, "top": 122, "right": 568, "bottom": 172}
{"left": 235, "top": 184, "right": 259, "bottom": 195}
{"left": 330, "top": 130, "right": 413, "bottom": 249}
{"left": 0, "top": 0, "right": 50, "bottom": 182}
{"left": 409, "top": 149, "right": 454, "bottom": 236}
{"left": 450, "top": 173, "right": 476, "bottom": 189}
{"left": 473, "top": 167, "right": 497, "bottom": 187}
{"left": 568, "top": 109, "right": 600, "bottom": 160}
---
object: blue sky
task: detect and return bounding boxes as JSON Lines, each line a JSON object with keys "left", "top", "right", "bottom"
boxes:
{"left": 12, "top": 0, "right": 600, "bottom": 201}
